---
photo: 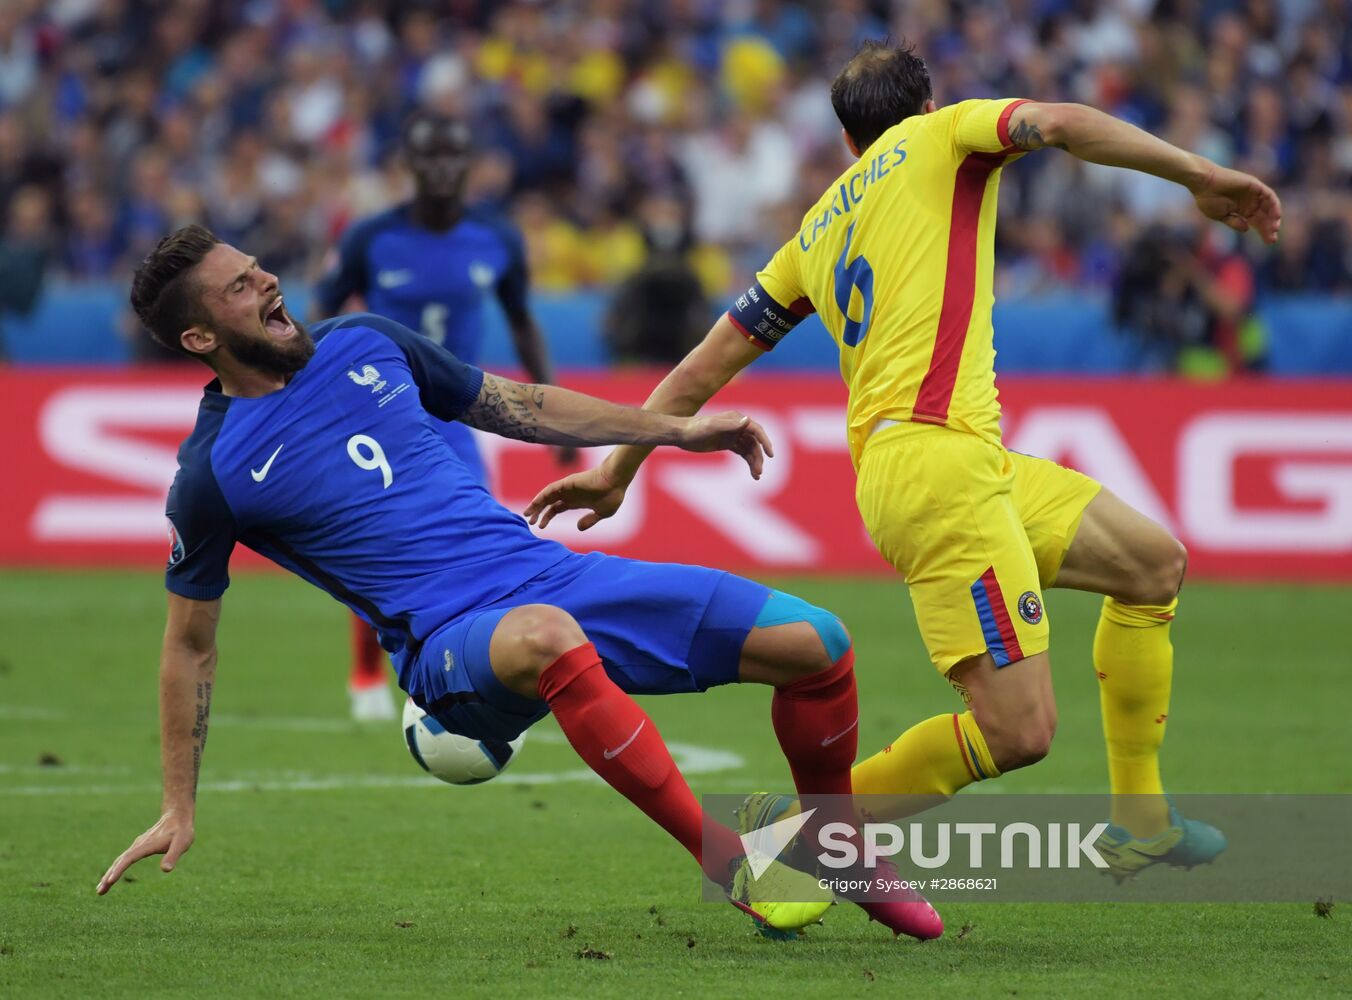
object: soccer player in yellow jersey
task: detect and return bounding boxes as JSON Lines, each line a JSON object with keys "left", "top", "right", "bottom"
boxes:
{"left": 527, "top": 41, "right": 1281, "bottom": 890}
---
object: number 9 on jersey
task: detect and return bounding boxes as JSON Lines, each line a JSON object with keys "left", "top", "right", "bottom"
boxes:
{"left": 347, "top": 433, "right": 393, "bottom": 488}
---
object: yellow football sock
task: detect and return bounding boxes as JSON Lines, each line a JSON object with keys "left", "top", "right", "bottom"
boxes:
{"left": 1094, "top": 596, "right": 1176, "bottom": 838}
{"left": 850, "top": 712, "right": 1000, "bottom": 822}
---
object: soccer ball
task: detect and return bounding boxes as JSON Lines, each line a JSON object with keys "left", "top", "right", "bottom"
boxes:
{"left": 401, "top": 698, "right": 526, "bottom": 785}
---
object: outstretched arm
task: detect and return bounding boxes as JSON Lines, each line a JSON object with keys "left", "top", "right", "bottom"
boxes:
{"left": 524, "top": 316, "right": 763, "bottom": 530}
{"left": 97, "top": 595, "right": 220, "bottom": 894}
{"left": 460, "top": 369, "right": 770, "bottom": 474}
{"left": 504, "top": 311, "right": 578, "bottom": 467}
{"left": 1005, "top": 102, "right": 1281, "bottom": 243}
{"left": 598, "top": 314, "right": 763, "bottom": 484}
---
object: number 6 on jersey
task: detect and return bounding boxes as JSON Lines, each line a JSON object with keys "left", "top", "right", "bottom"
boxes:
{"left": 347, "top": 433, "right": 393, "bottom": 488}
{"left": 834, "top": 221, "right": 874, "bottom": 347}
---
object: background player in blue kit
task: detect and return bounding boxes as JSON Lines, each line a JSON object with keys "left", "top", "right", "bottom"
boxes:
{"left": 314, "top": 109, "right": 575, "bottom": 720}
{"left": 94, "top": 225, "right": 941, "bottom": 940}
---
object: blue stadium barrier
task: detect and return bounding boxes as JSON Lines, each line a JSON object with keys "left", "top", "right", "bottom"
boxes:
{"left": 1259, "top": 297, "right": 1352, "bottom": 375}
{"left": 3, "top": 282, "right": 1350, "bottom": 374}
{"left": 3, "top": 283, "right": 131, "bottom": 365}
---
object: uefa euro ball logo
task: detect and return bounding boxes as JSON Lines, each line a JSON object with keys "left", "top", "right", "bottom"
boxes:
{"left": 1017, "top": 591, "right": 1043, "bottom": 625}
{"left": 166, "top": 519, "right": 185, "bottom": 567}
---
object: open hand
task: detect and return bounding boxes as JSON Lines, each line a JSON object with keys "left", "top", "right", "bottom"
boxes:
{"left": 525, "top": 465, "right": 629, "bottom": 531}
{"left": 97, "top": 810, "right": 194, "bottom": 895}
{"left": 676, "top": 411, "right": 774, "bottom": 478}
{"left": 1191, "top": 164, "right": 1281, "bottom": 244}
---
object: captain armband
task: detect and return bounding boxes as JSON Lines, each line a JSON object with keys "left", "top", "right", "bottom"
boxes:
{"left": 726, "top": 281, "right": 814, "bottom": 351}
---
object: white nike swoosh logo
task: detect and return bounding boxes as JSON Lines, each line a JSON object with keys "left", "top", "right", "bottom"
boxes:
{"left": 602, "top": 720, "right": 645, "bottom": 760}
{"left": 820, "top": 717, "right": 859, "bottom": 747}
{"left": 377, "top": 269, "right": 413, "bottom": 288}
{"left": 250, "top": 444, "right": 285, "bottom": 482}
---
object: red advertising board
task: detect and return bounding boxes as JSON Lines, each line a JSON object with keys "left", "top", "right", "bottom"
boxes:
{"left": 1, "top": 367, "right": 1348, "bottom": 580}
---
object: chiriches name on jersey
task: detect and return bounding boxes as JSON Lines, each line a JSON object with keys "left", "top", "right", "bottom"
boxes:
{"left": 799, "top": 138, "right": 909, "bottom": 252}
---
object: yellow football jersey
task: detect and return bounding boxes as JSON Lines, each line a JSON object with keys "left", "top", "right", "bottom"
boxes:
{"left": 727, "top": 98, "right": 1029, "bottom": 466}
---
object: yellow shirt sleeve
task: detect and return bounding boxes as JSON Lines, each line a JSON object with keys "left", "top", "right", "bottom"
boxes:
{"left": 756, "top": 235, "right": 806, "bottom": 310}
{"left": 948, "top": 98, "right": 1032, "bottom": 155}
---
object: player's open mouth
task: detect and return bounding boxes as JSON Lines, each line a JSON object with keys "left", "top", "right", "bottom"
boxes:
{"left": 263, "top": 297, "right": 295, "bottom": 339}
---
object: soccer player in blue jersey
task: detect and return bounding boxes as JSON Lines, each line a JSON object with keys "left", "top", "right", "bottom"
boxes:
{"left": 314, "top": 110, "right": 573, "bottom": 720}
{"left": 94, "top": 225, "right": 940, "bottom": 939}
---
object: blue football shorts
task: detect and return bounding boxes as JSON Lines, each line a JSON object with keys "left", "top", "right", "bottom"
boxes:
{"left": 405, "top": 551, "right": 770, "bottom": 742}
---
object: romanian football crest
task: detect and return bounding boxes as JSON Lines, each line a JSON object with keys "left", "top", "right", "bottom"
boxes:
{"left": 1017, "top": 591, "right": 1043, "bottom": 625}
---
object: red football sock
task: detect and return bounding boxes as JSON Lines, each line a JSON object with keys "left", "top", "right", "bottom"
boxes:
{"left": 539, "top": 643, "right": 744, "bottom": 883}
{"left": 349, "top": 616, "right": 384, "bottom": 688}
{"left": 771, "top": 648, "right": 860, "bottom": 839}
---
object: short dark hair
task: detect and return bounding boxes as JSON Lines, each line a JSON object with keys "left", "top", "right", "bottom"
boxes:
{"left": 830, "top": 39, "right": 933, "bottom": 152}
{"left": 129, "top": 224, "right": 221, "bottom": 356}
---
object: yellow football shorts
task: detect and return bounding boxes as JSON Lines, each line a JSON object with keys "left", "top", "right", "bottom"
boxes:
{"left": 856, "top": 422, "right": 1101, "bottom": 675}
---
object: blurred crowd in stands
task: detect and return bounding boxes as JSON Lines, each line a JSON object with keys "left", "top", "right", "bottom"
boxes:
{"left": 0, "top": 0, "right": 1349, "bottom": 370}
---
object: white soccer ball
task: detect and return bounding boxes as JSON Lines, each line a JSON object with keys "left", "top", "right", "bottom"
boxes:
{"left": 401, "top": 697, "right": 526, "bottom": 785}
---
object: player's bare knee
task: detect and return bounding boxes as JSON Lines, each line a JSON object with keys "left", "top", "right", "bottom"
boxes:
{"left": 1165, "top": 536, "right": 1188, "bottom": 594}
{"left": 495, "top": 604, "right": 587, "bottom": 693}
{"left": 805, "top": 614, "right": 850, "bottom": 675}
{"left": 1131, "top": 536, "right": 1188, "bottom": 606}
{"left": 975, "top": 700, "right": 1056, "bottom": 772}
{"left": 987, "top": 716, "right": 1056, "bottom": 772}
{"left": 741, "top": 594, "right": 851, "bottom": 685}
{"left": 515, "top": 605, "right": 587, "bottom": 663}
{"left": 1020, "top": 715, "right": 1057, "bottom": 767}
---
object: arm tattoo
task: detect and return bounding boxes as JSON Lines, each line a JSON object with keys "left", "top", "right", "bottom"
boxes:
{"left": 190, "top": 680, "right": 212, "bottom": 800}
{"left": 1008, "top": 119, "right": 1068, "bottom": 152}
{"left": 461, "top": 373, "right": 546, "bottom": 442}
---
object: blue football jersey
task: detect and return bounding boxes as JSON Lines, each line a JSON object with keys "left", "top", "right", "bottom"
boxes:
{"left": 313, "top": 204, "right": 528, "bottom": 364}
{"left": 164, "top": 313, "right": 570, "bottom": 689}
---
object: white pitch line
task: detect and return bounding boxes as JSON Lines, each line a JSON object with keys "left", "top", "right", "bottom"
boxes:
{"left": 0, "top": 705, "right": 68, "bottom": 720}
{"left": 210, "top": 714, "right": 361, "bottom": 733}
{"left": 0, "top": 702, "right": 746, "bottom": 794}
{"left": 0, "top": 776, "right": 438, "bottom": 797}
{"left": 1, "top": 704, "right": 1098, "bottom": 795}
{"left": 2, "top": 706, "right": 385, "bottom": 732}
{"left": 0, "top": 735, "right": 745, "bottom": 797}
{"left": 0, "top": 763, "right": 131, "bottom": 776}
{"left": 4, "top": 708, "right": 645, "bottom": 740}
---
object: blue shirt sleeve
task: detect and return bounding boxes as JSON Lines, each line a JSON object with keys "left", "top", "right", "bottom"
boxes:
{"left": 313, "top": 217, "right": 376, "bottom": 316}
{"left": 482, "top": 214, "right": 530, "bottom": 321}
{"left": 164, "top": 462, "right": 238, "bottom": 600}
{"left": 330, "top": 312, "right": 485, "bottom": 421}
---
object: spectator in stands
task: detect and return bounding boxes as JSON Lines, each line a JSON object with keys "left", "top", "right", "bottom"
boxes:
{"left": 152, "top": 4, "right": 211, "bottom": 102}
{"left": 0, "top": 111, "right": 57, "bottom": 220}
{"left": 1260, "top": 200, "right": 1352, "bottom": 293}
{"left": 489, "top": 86, "right": 580, "bottom": 196}
{"left": 0, "top": 2, "right": 39, "bottom": 109}
{"left": 679, "top": 104, "right": 798, "bottom": 250}
{"left": 0, "top": 183, "right": 50, "bottom": 358}
{"left": 1114, "top": 224, "right": 1264, "bottom": 377}
{"left": 119, "top": 147, "right": 173, "bottom": 265}
{"left": 0, "top": 0, "right": 1345, "bottom": 363}
{"left": 103, "top": 68, "right": 160, "bottom": 177}
{"left": 604, "top": 192, "right": 711, "bottom": 365}
{"left": 64, "top": 185, "right": 123, "bottom": 280}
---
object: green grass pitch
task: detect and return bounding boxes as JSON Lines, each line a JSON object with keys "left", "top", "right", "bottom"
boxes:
{"left": 1, "top": 570, "right": 1348, "bottom": 998}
